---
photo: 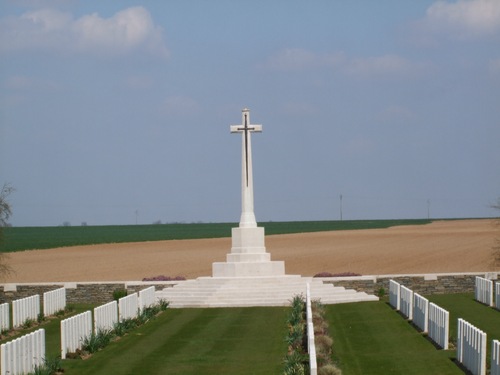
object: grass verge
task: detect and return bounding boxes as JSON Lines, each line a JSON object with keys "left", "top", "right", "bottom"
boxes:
{"left": 427, "top": 293, "right": 500, "bottom": 365}
{"left": 326, "top": 301, "right": 462, "bottom": 375}
{"left": 62, "top": 307, "right": 288, "bottom": 375}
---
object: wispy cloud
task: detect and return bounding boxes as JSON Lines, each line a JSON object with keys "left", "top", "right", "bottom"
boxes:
{"left": 261, "top": 48, "right": 429, "bottom": 79}
{"left": 414, "top": 0, "right": 500, "bottom": 42}
{"left": 0, "top": 6, "right": 169, "bottom": 58}
{"left": 345, "top": 55, "right": 429, "bottom": 78}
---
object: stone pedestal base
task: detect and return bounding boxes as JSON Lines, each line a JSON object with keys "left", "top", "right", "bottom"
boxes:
{"left": 212, "top": 261, "right": 285, "bottom": 277}
{"left": 212, "top": 226, "right": 285, "bottom": 277}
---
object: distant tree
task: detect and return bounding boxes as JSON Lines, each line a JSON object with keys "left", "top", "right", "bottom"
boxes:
{"left": 0, "top": 183, "right": 15, "bottom": 278}
{"left": 492, "top": 199, "right": 500, "bottom": 269}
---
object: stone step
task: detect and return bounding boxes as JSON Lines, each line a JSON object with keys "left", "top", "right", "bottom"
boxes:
{"left": 155, "top": 275, "right": 378, "bottom": 308}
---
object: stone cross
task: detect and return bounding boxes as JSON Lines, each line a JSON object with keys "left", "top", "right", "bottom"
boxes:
{"left": 230, "top": 108, "right": 262, "bottom": 228}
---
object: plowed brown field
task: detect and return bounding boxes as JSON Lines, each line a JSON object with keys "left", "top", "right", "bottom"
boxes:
{"left": 2, "top": 219, "right": 498, "bottom": 283}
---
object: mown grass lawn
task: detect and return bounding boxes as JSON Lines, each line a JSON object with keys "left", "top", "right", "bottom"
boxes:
{"left": 428, "top": 293, "right": 500, "bottom": 364}
{"left": 326, "top": 301, "right": 462, "bottom": 375}
{"left": 62, "top": 307, "right": 288, "bottom": 375}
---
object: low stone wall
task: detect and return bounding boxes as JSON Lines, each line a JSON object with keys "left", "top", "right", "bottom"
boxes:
{"left": 320, "top": 272, "right": 499, "bottom": 296}
{"left": 0, "top": 281, "right": 178, "bottom": 305}
{"left": 0, "top": 272, "right": 497, "bottom": 304}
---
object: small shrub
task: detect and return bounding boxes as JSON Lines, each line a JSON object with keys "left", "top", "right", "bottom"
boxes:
{"left": 81, "top": 329, "right": 113, "bottom": 354}
{"left": 22, "top": 318, "right": 35, "bottom": 329}
{"left": 37, "top": 312, "right": 45, "bottom": 324}
{"left": 54, "top": 308, "right": 66, "bottom": 317}
{"left": 142, "top": 275, "right": 186, "bottom": 281}
{"left": 377, "top": 287, "right": 386, "bottom": 298}
{"left": 318, "top": 364, "right": 342, "bottom": 375}
{"left": 314, "top": 272, "right": 361, "bottom": 278}
{"left": 283, "top": 350, "right": 307, "bottom": 375}
{"left": 158, "top": 299, "right": 169, "bottom": 311}
{"left": 314, "top": 272, "right": 335, "bottom": 278}
{"left": 113, "top": 288, "right": 127, "bottom": 301}
{"left": 315, "top": 334, "right": 333, "bottom": 350}
{"left": 31, "top": 355, "right": 63, "bottom": 375}
{"left": 113, "top": 318, "right": 137, "bottom": 337}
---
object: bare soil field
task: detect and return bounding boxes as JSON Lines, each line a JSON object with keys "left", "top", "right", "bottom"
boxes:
{"left": 2, "top": 219, "right": 498, "bottom": 283}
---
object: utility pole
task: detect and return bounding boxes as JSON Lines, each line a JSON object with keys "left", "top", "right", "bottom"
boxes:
{"left": 340, "top": 194, "right": 343, "bottom": 221}
{"left": 135, "top": 209, "right": 139, "bottom": 225}
{"left": 427, "top": 199, "right": 430, "bottom": 220}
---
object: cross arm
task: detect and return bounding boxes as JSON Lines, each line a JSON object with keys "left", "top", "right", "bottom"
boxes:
{"left": 230, "top": 124, "right": 263, "bottom": 133}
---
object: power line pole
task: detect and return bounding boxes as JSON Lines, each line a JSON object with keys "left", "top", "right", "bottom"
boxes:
{"left": 427, "top": 199, "right": 430, "bottom": 220}
{"left": 340, "top": 194, "right": 343, "bottom": 221}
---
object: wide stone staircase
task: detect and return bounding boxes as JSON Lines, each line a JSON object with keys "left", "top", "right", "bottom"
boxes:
{"left": 155, "top": 275, "right": 378, "bottom": 308}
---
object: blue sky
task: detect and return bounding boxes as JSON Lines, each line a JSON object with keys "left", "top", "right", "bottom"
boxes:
{"left": 1, "top": 0, "right": 499, "bottom": 226}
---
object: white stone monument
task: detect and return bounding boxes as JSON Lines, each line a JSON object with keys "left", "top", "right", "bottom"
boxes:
{"left": 212, "top": 108, "right": 285, "bottom": 277}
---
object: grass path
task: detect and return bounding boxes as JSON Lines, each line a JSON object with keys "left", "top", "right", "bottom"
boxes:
{"left": 428, "top": 293, "right": 500, "bottom": 364}
{"left": 63, "top": 307, "right": 288, "bottom": 375}
{"left": 326, "top": 301, "right": 462, "bottom": 375}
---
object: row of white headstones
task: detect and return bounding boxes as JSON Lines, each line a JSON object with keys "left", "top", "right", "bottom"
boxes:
{"left": 0, "top": 286, "right": 156, "bottom": 374}
{"left": 390, "top": 278, "right": 500, "bottom": 375}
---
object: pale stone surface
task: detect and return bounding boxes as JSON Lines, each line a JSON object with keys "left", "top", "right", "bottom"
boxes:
{"left": 212, "top": 108, "right": 285, "bottom": 277}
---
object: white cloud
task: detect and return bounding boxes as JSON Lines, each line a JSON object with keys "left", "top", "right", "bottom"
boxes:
{"left": 422, "top": 0, "right": 500, "bottom": 39}
{"left": 0, "top": 7, "right": 169, "bottom": 58}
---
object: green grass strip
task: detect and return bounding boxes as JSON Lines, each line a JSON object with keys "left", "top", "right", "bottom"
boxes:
{"left": 62, "top": 307, "right": 288, "bottom": 375}
{"left": 428, "top": 293, "right": 500, "bottom": 364}
{"left": 1, "top": 219, "right": 431, "bottom": 252}
{"left": 326, "top": 301, "right": 462, "bottom": 375}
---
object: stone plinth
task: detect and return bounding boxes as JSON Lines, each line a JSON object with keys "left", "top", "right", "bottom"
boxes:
{"left": 212, "top": 227, "right": 285, "bottom": 277}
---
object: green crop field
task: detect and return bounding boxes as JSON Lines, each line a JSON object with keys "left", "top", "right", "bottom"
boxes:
{"left": 0, "top": 219, "right": 432, "bottom": 252}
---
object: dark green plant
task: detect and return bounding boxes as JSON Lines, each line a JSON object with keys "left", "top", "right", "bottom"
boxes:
{"left": 113, "top": 289, "right": 127, "bottom": 301}
{"left": 157, "top": 298, "right": 169, "bottom": 311}
{"left": 37, "top": 312, "right": 45, "bottom": 324}
{"left": 113, "top": 318, "right": 137, "bottom": 337}
{"left": 22, "top": 318, "right": 35, "bottom": 329}
{"left": 283, "top": 350, "right": 307, "bottom": 375}
{"left": 377, "top": 287, "right": 386, "bottom": 298}
{"left": 81, "top": 329, "right": 114, "bottom": 354}
{"left": 30, "top": 355, "right": 63, "bottom": 375}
